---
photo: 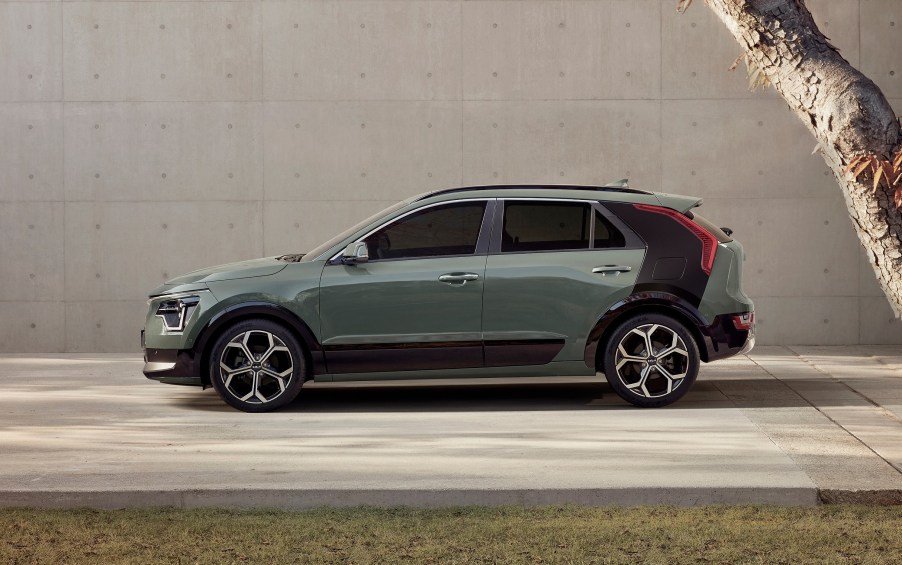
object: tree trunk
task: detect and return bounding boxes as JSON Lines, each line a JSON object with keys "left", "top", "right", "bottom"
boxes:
{"left": 702, "top": 0, "right": 902, "bottom": 316}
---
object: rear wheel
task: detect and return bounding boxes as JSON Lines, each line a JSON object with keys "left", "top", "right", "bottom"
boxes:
{"left": 601, "top": 313, "right": 699, "bottom": 407}
{"left": 209, "top": 318, "right": 306, "bottom": 412}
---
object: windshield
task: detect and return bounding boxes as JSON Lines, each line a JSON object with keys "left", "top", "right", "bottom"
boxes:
{"left": 302, "top": 199, "right": 410, "bottom": 261}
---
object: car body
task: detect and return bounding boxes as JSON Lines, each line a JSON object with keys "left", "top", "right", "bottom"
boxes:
{"left": 142, "top": 184, "right": 754, "bottom": 411}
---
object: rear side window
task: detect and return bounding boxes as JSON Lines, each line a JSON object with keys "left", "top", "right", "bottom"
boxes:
{"left": 365, "top": 201, "right": 486, "bottom": 260}
{"left": 594, "top": 210, "right": 626, "bottom": 248}
{"left": 502, "top": 202, "right": 591, "bottom": 252}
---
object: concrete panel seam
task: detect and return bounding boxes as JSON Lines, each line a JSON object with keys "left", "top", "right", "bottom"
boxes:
{"left": 755, "top": 348, "right": 902, "bottom": 474}
{"left": 708, "top": 374, "right": 819, "bottom": 489}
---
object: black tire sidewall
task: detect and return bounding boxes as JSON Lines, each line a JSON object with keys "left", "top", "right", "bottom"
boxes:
{"left": 209, "top": 318, "right": 307, "bottom": 413}
{"left": 602, "top": 313, "right": 700, "bottom": 408}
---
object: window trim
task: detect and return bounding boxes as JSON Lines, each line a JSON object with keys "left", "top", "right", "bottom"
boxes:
{"left": 327, "top": 198, "right": 495, "bottom": 265}
{"left": 489, "top": 198, "right": 645, "bottom": 255}
{"left": 594, "top": 202, "right": 646, "bottom": 250}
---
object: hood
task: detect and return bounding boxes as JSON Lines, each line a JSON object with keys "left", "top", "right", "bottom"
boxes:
{"left": 164, "top": 257, "right": 289, "bottom": 286}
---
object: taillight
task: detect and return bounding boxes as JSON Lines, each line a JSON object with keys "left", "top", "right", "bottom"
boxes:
{"left": 633, "top": 204, "right": 718, "bottom": 275}
{"left": 732, "top": 312, "right": 755, "bottom": 330}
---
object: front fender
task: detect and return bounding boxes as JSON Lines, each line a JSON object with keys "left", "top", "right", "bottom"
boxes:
{"left": 193, "top": 301, "right": 326, "bottom": 381}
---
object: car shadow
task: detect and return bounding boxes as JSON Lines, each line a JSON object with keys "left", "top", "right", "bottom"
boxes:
{"left": 172, "top": 377, "right": 816, "bottom": 413}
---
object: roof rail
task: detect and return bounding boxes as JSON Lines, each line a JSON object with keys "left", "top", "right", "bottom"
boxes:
{"left": 414, "top": 182, "right": 651, "bottom": 201}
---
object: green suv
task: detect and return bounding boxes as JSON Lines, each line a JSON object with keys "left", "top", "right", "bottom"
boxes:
{"left": 142, "top": 184, "right": 754, "bottom": 412}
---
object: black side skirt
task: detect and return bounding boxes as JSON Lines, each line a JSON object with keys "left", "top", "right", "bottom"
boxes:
{"left": 324, "top": 339, "right": 565, "bottom": 374}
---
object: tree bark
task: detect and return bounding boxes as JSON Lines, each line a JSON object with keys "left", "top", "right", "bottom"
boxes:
{"left": 702, "top": 0, "right": 902, "bottom": 316}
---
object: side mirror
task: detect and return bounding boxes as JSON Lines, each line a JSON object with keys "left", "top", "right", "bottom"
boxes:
{"left": 341, "top": 241, "right": 369, "bottom": 264}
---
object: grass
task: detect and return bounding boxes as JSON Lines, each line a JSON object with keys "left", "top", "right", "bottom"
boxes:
{"left": 1, "top": 505, "right": 900, "bottom": 564}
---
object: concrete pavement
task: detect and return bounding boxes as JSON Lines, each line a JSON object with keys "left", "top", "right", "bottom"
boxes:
{"left": 0, "top": 346, "right": 900, "bottom": 508}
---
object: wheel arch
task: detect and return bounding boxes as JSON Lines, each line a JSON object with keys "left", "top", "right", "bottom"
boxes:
{"left": 194, "top": 301, "right": 324, "bottom": 386}
{"left": 584, "top": 293, "right": 710, "bottom": 371}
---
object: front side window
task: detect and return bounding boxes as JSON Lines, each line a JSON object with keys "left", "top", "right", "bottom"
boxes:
{"left": 364, "top": 201, "right": 487, "bottom": 260}
{"left": 502, "top": 202, "right": 591, "bottom": 252}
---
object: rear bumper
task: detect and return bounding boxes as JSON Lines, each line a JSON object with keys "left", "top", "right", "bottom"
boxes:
{"left": 700, "top": 313, "right": 755, "bottom": 362}
{"left": 143, "top": 347, "right": 202, "bottom": 386}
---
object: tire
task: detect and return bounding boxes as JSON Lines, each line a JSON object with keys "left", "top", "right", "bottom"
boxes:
{"left": 208, "top": 318, "right": 307, "bottom": 412}
{"left": 601, "top": 313, "right": 700, "bottom": 408}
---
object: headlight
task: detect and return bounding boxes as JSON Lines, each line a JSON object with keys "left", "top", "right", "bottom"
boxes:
{"left": 154, "top": 293, "right": 201, "bottom": 332}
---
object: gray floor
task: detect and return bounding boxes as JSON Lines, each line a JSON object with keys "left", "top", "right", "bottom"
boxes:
{"left": 0, "top": 346, "right": 900, "bottom": 508}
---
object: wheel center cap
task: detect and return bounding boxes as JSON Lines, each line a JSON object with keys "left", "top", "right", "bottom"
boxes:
{"left": 648, "top": 357, "right": 657, "bottom": 365}
{"left": 252, "top": 362, "right": 262, "bottom": 369}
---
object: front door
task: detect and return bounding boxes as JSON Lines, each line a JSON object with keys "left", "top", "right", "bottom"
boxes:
{"left": 481, "top": 199, "right": 646, "bottom": 365}
{"left": 319, "top": 200, "right": 493, "bottom": 374}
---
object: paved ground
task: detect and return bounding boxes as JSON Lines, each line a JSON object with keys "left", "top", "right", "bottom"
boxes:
{"left": 0, "top": 346, "right": 900, "bottom": 508}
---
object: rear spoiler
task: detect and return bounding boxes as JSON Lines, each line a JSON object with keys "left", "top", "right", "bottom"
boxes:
{"left": 653, "top": 192, "right": 703, "bottom": 214}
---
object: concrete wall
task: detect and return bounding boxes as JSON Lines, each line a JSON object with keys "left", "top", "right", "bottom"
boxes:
{"left": 1, "top": 0, "right": 901, "bottom": 352}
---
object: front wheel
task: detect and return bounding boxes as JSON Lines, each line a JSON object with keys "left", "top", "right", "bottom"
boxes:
{"left": 209, "top": 319, "right": 306, "bottom": 412}
{"left": 601, "top": 313, "right": 699, "bottom": 408}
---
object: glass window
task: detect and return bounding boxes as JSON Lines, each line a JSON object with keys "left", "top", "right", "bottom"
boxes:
{"left": 593, "top": 210, "right": 626, "bottom": 249}
{"left": 305, "top": 200, "right": 408, "bottom": 261}
{"left": 502, "top": 202, "right": 591, "bottom": 252}
{"left": 364, "top": 201, "right": 486, "bottom": 260}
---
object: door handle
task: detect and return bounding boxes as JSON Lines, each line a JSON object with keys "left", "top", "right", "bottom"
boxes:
{"left": 592, "top": 265, "right": 632, "bottom": 274}
{"left": 438, "top": 273, "right": 480, "bottom": 284}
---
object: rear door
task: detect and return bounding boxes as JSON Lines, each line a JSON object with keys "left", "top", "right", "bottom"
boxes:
{"left": 481, "top": 199, "right": 645, "bottom": 366}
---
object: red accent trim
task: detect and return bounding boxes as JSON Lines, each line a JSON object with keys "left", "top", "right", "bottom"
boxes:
{"left": 633, "top": 203, "right": 717, "bottom": 275}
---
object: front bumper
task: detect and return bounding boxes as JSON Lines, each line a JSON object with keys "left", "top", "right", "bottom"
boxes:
{"left": 143, "top": 345, "right": 202, "bottom": 386}
{"left": 700, "top": 313, "right": 755, "bottom": 362}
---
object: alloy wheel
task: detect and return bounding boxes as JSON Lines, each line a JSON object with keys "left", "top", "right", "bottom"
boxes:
{"left": 614, "top": 323, "right": 690, "bottom": 399}
{"left": 218, "top": 330, "right": 294, "bottom": 404}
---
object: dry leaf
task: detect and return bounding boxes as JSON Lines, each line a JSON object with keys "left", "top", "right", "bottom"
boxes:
{"left": 874, "top": 162, "right": 885, "bottom": 190}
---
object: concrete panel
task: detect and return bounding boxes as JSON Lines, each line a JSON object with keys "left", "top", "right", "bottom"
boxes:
{"left": 64, "top": 102, "right": 263, "bottom": 202}
{"left": 263, "top": 199, "right": 396, "bottom": 257}
{"left": 0, "top": 302, "right": 64, "bottom": 353}
{"left": 263, "top": 101, "right": 462, "bottom": 202}
{"left": 66, "top": 301, "right": 145, "bottom": 353}
{"left": 662, "top": 0, "right": 856, "bottom": 99}
{"left": 661, "top": 0, "right": 775, "bottom": 100}
{"left": 0, "top": 0, "right": 899, "bottom": 351}
{"left": 65, "top": 201, "right": 262, "bottom": 302}
{"left": 662, "top": 99, "right": 830, "bottom": 200}
{"left": 860, "top": 0, "right": 901, "bottom": 98}
{"left": 859, "top": 296, "right": 902, "bottom": 344}
{"left": 0, "top": 202, "right": 64, "bottom": 302}
{"left": 0, "top": 3, "right": 62, "bottom": 102}
{"left": 859, "top": 246, "right": 886, "bottom": 297}
{"left": 754, "top": 297, "right": 858, "bottom": 345}
{"left": 462, "top": 101, "right": 661, "bottom": 189}
{"left": 700, "top": 197, "right": 860, "bottom": 298}
{"left": 263, "top": 1, "right": 461, "bottom": 101}
{"left": 463, "top": 1, "right": 660, "bottom": 101}
{"left": 63, "top": 2, "right": 261, "bottom": 101}
{"left": 0, "top": 103, "right": 63, "bottom": 201}
{"left": 807, "top": 0, "right": 861, "bottom": 67}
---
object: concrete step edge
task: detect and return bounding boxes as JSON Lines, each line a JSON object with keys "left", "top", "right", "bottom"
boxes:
{"left": 0, "top": 487, "right": 821, "bottom": 509}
